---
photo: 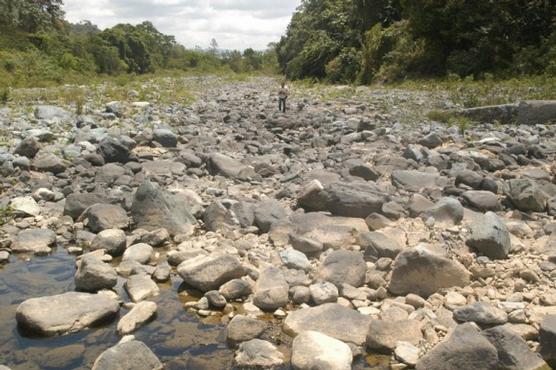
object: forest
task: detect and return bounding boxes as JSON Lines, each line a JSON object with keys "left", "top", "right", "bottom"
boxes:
{"left": 0, "top": 0, "right": 277, "bottom": 87}
{"left": 276, "top": 0, "right": 556, "bottom": 83}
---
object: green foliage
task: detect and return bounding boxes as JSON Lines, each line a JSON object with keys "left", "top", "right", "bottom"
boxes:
{"left": 0, "top": 206, "right": 13, "bottom": 226}
{"left": 0, "top": 87, "right": 9, "bottom": 104}
{"left": 279, "top": 0, "right": 556, "bottom": 83}
{"left": 427, "top": 109, "right": 452, "bottom": 124}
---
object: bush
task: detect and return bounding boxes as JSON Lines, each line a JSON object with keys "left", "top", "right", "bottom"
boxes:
{"left": 0, "top": 87, "right": 9, "bottom": 104}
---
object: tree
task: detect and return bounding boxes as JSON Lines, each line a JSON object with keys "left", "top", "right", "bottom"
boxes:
{"left": 0, "top": 0, "right": 64, "bottom": 32}
{"left": 210, "top": 38, "right": 218, "bottom": 56}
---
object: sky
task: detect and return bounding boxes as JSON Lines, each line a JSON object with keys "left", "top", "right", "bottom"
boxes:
{"left": 63, "top": 0, "right": 302, "bottom": 51}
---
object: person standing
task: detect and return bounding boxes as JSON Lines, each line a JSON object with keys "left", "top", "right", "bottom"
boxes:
{"left": 278, "top": 81, "right": 289, "bottom": 113}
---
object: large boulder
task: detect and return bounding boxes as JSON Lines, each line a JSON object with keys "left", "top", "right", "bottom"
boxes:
{"left": 75, "top": 255, "right": 117, "bottom": 292}
{"left": 388, "top": 246, "right": 470, "bottom": 297}
{"left": 91, "top": 340, "right": 162, "bottom": 370}
{"left": 284, "top": 303, "right": 372, "bottom": 346}
{"left": 482, "top": 325, "right": 548, "bottom": 370}
{"left": 516, "top": 100, "right": 556, "bottom": 125}
{"left": 83, "top": 204, "right": 128, "bottom": 233}
{"left": 505, "top": 179, "right": 548, "bottom": 212}
{"left": 10, "top": 228, "right": 56, "bottom": 255}
{"left": 297, "top": 180, "right": 386, "bottom": 218}
{"left": 234, "top": 339, "right": 284, "bottom": 368}
{"left": 391, "top": 170, "right": 444, "bottom": 191}
{"left": 319, "top": 250, "right": 367, "bottom": 288}
{"left": 466, "top": 211, "right": 511, "bottom": 259}
{"left": 177, "top": 254, "right": 245, "bottom": 292}
{"left": 64, "top": 192, "right": 110, "bottom": 220}
{"left": 415, "top": 323, "right": 499, "bottom": 370}
{"left": 366, "top": 319, "right": 423, "bottom": 353}
{"left": 131, "top": 180, "right": 196, "bottom": 236}
{"left": 253, "top": 267, "right": 289, "bottom": 311}
{"left": 16, "top": 292, "right": 119, "bottom": 336}
{"left": 539, "top": 314, "right": 556, "bottom": 366}
{"left": 291, "top": 330, "right": 352, "bottom": 370}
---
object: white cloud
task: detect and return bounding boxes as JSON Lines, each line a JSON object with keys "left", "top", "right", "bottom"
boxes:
{"left": 63, "top": 0, "right": 301, "bottom": 50}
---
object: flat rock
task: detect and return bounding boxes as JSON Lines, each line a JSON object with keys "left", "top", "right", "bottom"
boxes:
{"left": 131, "top": 180, "right": 196, "bottom": 235}
{"left": 453, "top": 302, "right": 508, "bottom": 327}
{"left": 462, "top": 190, "right": 500, "bottom": 211}
{"left": 291, "top": 330, "right": 352, "bottom": 370}
{"left": 11, "top": 228, "right": 56, "bottom": 254}
{"left": 388, "top": 246, "right": 470, "bottom": 297}
{"left": 16, "top": 292, "right": 119, "bottom": 336}
{"left": 319, "top": 250, "right": 367, "bottom": 288}
{"left": 177, "top": 254, "right": 245, "bottom": 292}
{"left": 253, "top": 267, "right": 289, "bottom": 311}
{"left": 10, "top": 196, "right": 40, "bottom": 216}
{"left": 84, "top": 204, "right": 128, "bottom": 233}
{"left": 359, "top": 231, "right": 403, "bottom": 260}
{"left": 416, "top": 323, "right": 499, "bottom": 370}
{"left": 284, "top": 303, "right": 372, "bottom": 346}
{"left": 466, "top": 211, "right": 511, "bottom": 259}
{"left": 366, "top": 319, "right": 423, "bottom": 353}
{"left": 91, "top": 340, "right": 162, "bottom": 370}
{"left": 117, "top": 301, "right": 157, "bottom": 335}
{"left": 64, "top": 192, "right": 110, "bottom": 220}
{"left": 391, "top": 170, "right": 444, "bottom": 191}
{"left": 226, "top": 315, "right": 268, "bottom": 347}
{"left": 234, "top": 339, "right": 284, "bottom": 368}
{"left": 125, "top": 274, "right": 159, "bottom": 302}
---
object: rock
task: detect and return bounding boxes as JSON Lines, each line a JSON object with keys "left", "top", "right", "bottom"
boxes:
{"left": 131, "top": 180, "right": 196, "bottom": 236}
{"left": 117, "top": 301, "right": 157, "bottom": 335}
{"left": 291, "top": 286, "right": 311, "bottom": 304}
{"left": 319, "top": 250, "right": 367, "bottom": 288}
{"left": 459, "top": 103, "right": 518, "bottom": 124}
{"left": 203, "top": 202, "right": 239, "bottom": 231}
{"left": 284, "top": 303, "right": 372, "bottom": 346}
{"left": 425, "top": 197, "right": 464, "bottom": 225}
{"left": 289, "top": 233, "right": 324, "bottom": 255}
{"left": 91, "top": 340, "right": 163, "bottom": 370}
{"left": 177, "top": 254, "right": 245, "bottom": 292}
{"left": 90, "top": 229, "right": 127, "bottom": 256}
{"left": 415, "top": 323, "right": 499, "bottom": 370}
{"left": 226, "top": 315, "right": 268, "bottom": 346}
{"left": 253, "top": 267, "right": 289, "bottom": 311}
{"left": 32, "top": 152, "right": 67, "bottom": 174}
{"left": 347, "top": 160, "right": 380, "bottom": 181}
{"left": 482, "top": 325, "right": 548, "bottom": 370}
{"left": 418, "top": 133, "right": 443, "bottom": 149}
{"left": 466, "top": 211, "right": 511, "bottom": 259}
{"left": 291, "top": 330, "right": 352, "bottom": 370}
{"left": 505, "top": 179, "right": 548, "bottom": 212}
{"left": 234, "top": 339, "right": 284, "bottom": 368}
{"left": 539, "top": 314, "right": 556, "bottom": 366}
{"left": 298, "top": 181, "right": 386, "bottom": 218}
{"left": 125, "top": 274, "right": 159, "bottom": 302}
{"left": 310, "top": 281, "right": 339, "bottom": 305}
{"left": 207, "top": 153, "right": 255, "bottom": 179}
{"left": 391, "top": 170, "right": 443, "bottom": 191}
{"left": 366, "top": 319, "right": 423, "bottom": 353}
{"left": 280, "top": 249, "right": 310, "bottom": 271}
{"left": 219, "top": 279, "right": 252, "bottom": 300}
{"left": 16, "top": 292, "right": 119, "bottom": 336}
{"left": 10, "top": 196, "right": 40, "bottom": 217}
{"left": 11, "top": 228, "right": 56, "bottom": 254}
{"left": 75, "top": 255, "right": 117, "bottom": 292}
{"left": 98, "top": 136, "right": 132, "bottom": 164}
{"left": 462, "top": 190, "right": 500, "bottom": 211}
{"left": 517, "top": 100, "right": 556, "bottom": 125}
{"left": 253, "top": 200, "right": 288, "bottom": 233}
{"left": 64, "top": 192, "right": 110, "bottom": 220}
{"left": 122, "top": 243, "right": 153, "bottom": 264}
{"left": 14, "top": 136, "right": 40, "bottom": 158}
{"left": 34, "top": 105, "right": 71, "bottom": 120}
{"left": 388, "top": 246, "right": 470, "bottom": 297}
{"left": 395, "top": 341, "right": 420, "bottom": 367}
{"left": 152, "top": 128, "right": 177, "bottom": 147}
{"left": 84, "top": 204, "right": 128, "bottom": 233}
{"left": 205, "top": 290, "right": 227, "bottom": 309}
{"left": 359, "top": 231, "right": 402, "bottom": 260}
{"left": 453, "top": 302, "right": 508, "bottom": 326}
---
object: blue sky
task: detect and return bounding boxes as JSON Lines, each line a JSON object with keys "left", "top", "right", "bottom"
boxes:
{"left": 64, "top": 0, "right": 302, "bottom": 50}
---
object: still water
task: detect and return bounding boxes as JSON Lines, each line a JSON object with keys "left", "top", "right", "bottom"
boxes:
{"left": 0, "top": 247, "right": 389, "bottom": 369}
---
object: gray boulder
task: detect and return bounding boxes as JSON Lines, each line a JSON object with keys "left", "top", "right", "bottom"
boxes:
{"left": 359, "top": 231, "right": 403, "bottom": 260}
{"left": 234, "top": 339, "right": 284, "bottom": 368}
{"left": 117, "top": 301, "right": 157, "bottom": 335}
{"left": 34, "top": 105, "right": 71, "bottom": 121}
{"left": 416, "top": 323, "right": 499, "bottom": 370}
{"left": 539, "top": 315, "right": 556, "bottom": 366}
{"left": 453, "top": 302, "right": 508, "bottom": 327}
{"left": 466, "top": 211, "right": 511, "bottom": 259}
{"left": 152, "top": 128, "right": 177, "bottom": 147}
{"left": 131, "top": 180, "right": 196, "bottom": 236}
{"left": 517, "top": 100, "right": 556, "bottom": 125}
{"left": 122, "top": 243, "right": 153, "bottom": 264}
{"left": 319, "top": 250, "right": 367, "bottom": 288}
{"left": 292, "top": 330, "right": 352, "bottom": 370}
{"left": 253, "top": 200, "right": 289, "bottom": 233}
{"left": 482, "top": 325, "right": 548, "bottom": 370}
{"left": 90, "top": 229, "right": 126, "bottom": 256}
{"left": 32, "top": 152, "right": 67, "bottom": 174}
{"left": 367, "top": 319, "right": 423, "bottom": 353}
{"left": 389, "top": 247, "right": 470, "bottom": 297}
{"left": 75, "top": 255, "right": 117, "bottom": 292}
{"left": 391, "top": 170, "right": 444, "bottom": 191}
{"left": 253, "top": 267, "right": 289, "bottom": 311}
{"left": 16, "top": 292, "right": 119, "bottom": 336}
{"left": 125, "top": 274, "right": 159, "bottom": 302}
{"left": 14, "top": 136, "right": 40, "bottom": 158}
{"left": 425, "top": 197, "right": 464, "bottom": 225}
{"left": 11, "top": 228, "right": 56, "bottom": 255}
{"left": 177, "top": 254, "right": 245, "bottom": 292}
{"left": 505, "top": 179, "right": 548, "bottom": 212}
{"left": 462, "top": 190, "right": 500, "bottom": 211}
{"left": 64, "top": 192, "right": 110, "bottom": 220}
{"left": 98, "top": 136, "right": 132, "bottom": 164}
{"left": 226, "top": 315, "right": 268, "bottom": 347}
{"left": 284, "top": 303, "right": 372, "bottom": 346}
{"left": 91, "top": 340, "right": 162, "bottom": 370}
{"left": 84, "top": 204, "right": 128, "bottom": 233}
